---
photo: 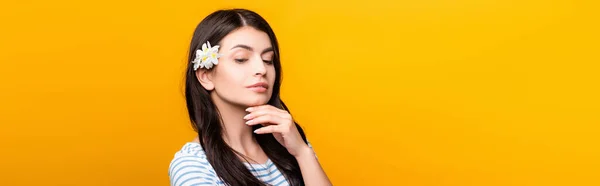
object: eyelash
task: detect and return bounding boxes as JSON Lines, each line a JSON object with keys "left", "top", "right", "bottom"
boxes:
{"left": 235, "top": 58, "right": 274, "bottom": 65}
{"left": 235, "top": 59, "right": 248, "bottom": 63}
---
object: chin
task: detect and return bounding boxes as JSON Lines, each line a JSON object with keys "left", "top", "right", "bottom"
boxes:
{"left": 245, "top": 97, "right": 270, "bottom": 107}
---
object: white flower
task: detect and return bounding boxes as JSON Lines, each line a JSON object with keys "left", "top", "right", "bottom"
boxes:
{"left": 192, "top": 41, "right": 222, "bottom": 70}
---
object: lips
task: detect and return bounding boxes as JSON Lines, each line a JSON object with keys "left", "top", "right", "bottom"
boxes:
{"left": 247, "top": 82, "right": 268, "bottom": 93}
{"left": 246, "top": 82, "right": 268, "bottom": 89}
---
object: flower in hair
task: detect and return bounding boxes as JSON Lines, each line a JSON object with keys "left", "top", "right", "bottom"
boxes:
{"left": 193, "top": 41, "right": 222, "bottom": 70}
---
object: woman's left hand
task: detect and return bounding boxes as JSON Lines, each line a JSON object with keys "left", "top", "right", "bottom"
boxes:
{"left": 244, "top": 105, "right": 310, "bottom": 158}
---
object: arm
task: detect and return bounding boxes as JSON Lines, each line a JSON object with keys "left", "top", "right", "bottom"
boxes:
{"left": 245, "top": 105, "right": 333, "bottom": 186}
{"left": 295, "top": 146, "right": 333, "bottom": 186}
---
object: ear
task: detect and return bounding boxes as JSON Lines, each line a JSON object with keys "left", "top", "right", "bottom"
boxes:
{"left": 196, "top": 69, "right": 215, "bottom": 91}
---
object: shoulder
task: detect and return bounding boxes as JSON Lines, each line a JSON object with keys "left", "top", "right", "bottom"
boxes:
{"left": 168, "top": 142, "right": 219, "bottom": 186}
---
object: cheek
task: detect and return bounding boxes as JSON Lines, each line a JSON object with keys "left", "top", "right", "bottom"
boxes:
{"left": 268, "top": 67, "right": 277, "bottom": 83}
{"left": 215, "top": 64, "right": 246, "bottom": 88}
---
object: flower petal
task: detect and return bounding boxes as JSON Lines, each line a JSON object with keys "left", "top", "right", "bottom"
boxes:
{"left": 196, "top": 41, "right": 221, "bottom": 70}
{"left": 193, "top": 62, "right": 200, "bottom": 71}
{"left": 208, "top": 47, "right": 217, "bottom": 53}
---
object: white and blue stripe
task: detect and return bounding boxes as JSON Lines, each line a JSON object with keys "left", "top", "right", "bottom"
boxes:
{"left": 168, "top": 142, "right": 291, "bottom": 186}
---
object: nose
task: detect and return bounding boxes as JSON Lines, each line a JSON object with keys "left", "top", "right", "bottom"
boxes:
{"left": 252, "top": 56, "right": 267, "bottom": 76}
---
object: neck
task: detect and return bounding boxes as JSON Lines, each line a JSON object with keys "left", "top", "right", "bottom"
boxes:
{"left": 211, "top": 93, "right": 260, "bottom": 157}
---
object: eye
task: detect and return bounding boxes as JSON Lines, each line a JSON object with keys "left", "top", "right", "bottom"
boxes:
{"left": 235, "top": 58, "right": 248, "bottom": 63}
{"left": 262, "top": 59, "right": 274, "bottom": 65}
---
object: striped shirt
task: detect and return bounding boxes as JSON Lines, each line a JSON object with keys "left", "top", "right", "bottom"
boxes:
{"left": 169, "top": 142, "right": 304, "bottom": 186}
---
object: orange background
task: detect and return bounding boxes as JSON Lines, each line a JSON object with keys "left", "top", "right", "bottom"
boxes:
{"left": 1, "top": 0, "right": 599, "bottom": 185}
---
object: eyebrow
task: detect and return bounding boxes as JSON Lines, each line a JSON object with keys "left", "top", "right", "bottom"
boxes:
{"left": 230, "top": 44, "right": 274, "bottom": 55}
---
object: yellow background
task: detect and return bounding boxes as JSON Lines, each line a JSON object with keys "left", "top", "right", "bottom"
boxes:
{"left": 1, "top": 0, "right": 599, "bottom": 185}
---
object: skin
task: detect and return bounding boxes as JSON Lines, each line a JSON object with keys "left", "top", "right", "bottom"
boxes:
{"left": 195, "top": 26, "right": 332, "bottom": 185}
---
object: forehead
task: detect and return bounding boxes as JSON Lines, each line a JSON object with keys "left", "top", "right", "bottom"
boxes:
{"left": 219, "top": 26, "right": 272, "bottom": 51}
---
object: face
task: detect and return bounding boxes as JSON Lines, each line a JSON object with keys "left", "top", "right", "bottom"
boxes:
{"left": 197, "top": 26, "right": 276, "bottom": 107}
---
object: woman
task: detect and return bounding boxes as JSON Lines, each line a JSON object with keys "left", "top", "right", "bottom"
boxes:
{"left": 168, "top": 9, "right": 332, "bottom": 186}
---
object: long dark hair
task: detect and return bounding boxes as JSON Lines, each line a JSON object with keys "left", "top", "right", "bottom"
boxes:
{"left": 184, "top": 9, "right": 307, "bottom": 186}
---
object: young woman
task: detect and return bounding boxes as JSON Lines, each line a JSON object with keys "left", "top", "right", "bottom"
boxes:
{"left": 168, "top": 9, "right": 332, "bottom": 186}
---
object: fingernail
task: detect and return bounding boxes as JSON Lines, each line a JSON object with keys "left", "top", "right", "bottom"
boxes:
{"left": 243, "top": 114, "right": 250, "bottom": 120}
{"left": 246, "top": 107, "right": 253, "bottom": 112}
{"left": 253, "top": 129, "right": 259, "bottom": 133}
{"left": 246, "top": 120, "right": 253, "bottom": 125}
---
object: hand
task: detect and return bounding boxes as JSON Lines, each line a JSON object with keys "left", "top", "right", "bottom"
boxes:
{"left": 244, "top": 105, "right": 310, "bottom": 157}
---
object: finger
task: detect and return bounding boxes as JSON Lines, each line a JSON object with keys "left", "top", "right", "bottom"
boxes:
{"left": 245, "top": 105, "right": 271, "bottom": 112}
{"left": 253, "top": 125, "right": 281, "bottom": 134}
{"left": 244, "top": 107, "right": 289, "bottom": 120}
{"left": 246, "top": 105, "right": 287, "bottom": 114}
{"left": 243, "top": 109, "right": 272, "bottom": 120}
{"left": 246, "top": 114, "right": 285, "bottom": 126}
